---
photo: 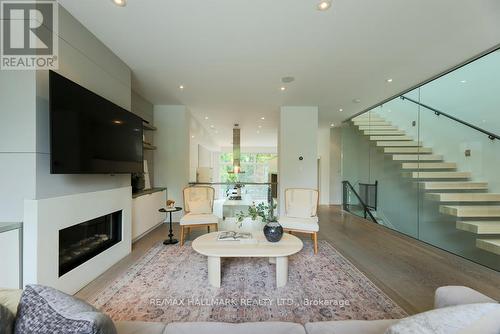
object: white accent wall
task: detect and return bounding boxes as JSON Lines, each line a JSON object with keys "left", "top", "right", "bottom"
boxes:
{"left": 154, "top": 106, "right": 190, "bottom": 221}
{"left": 278, "top": 106, "right": 318, "bottom": 214}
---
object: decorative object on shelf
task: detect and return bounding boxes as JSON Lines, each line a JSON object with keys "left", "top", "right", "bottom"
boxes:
{"left": 143, "top": 160, "right": 151, "bottom": 190}
{"left": 263, "top": 221, "right": 283, "bottom": 242}
{"left": 166, "top": 199, "right": 175, "bottom": 208}
{"left": 159, "top": 206, "right": 182, "bottom": 245}
{"left": 131, "top": 173, "right": 145, "bottom": 193}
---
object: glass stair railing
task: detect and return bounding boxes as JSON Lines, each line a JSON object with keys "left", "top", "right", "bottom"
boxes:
{"left": 340, "top": 47, "right": 500, "bottom": 271}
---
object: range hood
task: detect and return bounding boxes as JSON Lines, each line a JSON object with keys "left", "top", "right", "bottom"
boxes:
{"left": 229, "top": 124, "right": 244, "bottom": 174}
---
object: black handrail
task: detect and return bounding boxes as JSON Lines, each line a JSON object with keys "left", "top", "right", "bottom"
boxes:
{"left": 342, "top": 181, "right": 378, "bottom": 223}
{"left": 400, "top": 96, "right": 499, "bottom": 141}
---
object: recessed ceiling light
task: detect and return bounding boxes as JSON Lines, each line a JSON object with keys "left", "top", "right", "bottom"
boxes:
{"left": 330, "top": 123, "right": 335, "bottom": 127}
{"left": 204, "top": 116, "right": 209, "bottom": 120}
{"left": 353, "top": 98, "right": 361, "bottom": 103}
{"left": 460, "top": 80, "right": 467, "bottom": 83}
{"left": 281, "top": 76, "right": 295, "bottom": 83}
{"left": 191, "top": 135, "right": 195, "bottom": 139}
{"left": 258, "top": 125, "right": 262, "bottom": 129}
{"left": 261, "top": 117, "right": 265, "bottom": 120}
{"left": 339, "top": 108, "right": 343, "bottom": 112}
{"left": 111, "top": 0, "right": 126, "bottom": 7}
{"left": 210, "top": 125, "right": 215, "bottom": 128}
{"left": 317, "top": 1, "right": 331, "bottom": 11}
{"left": 179, "top": 85, "right": 184, "bottom": 89}
{"left": 386, "top": 78, "right": 393, "bottom": 83}
{"left": 280, "top": 86, "right": 286, "bottom": 91}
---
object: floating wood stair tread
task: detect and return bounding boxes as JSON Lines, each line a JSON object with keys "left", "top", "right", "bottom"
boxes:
{"left": 358, "top": 126, "right": 398, "bottom": 130}
{"left": 393, "top": 154, "right": 442, "bottom": 161}
{"left": 353, "top": 115, "right": 384, "bottom": 121}
{"left": 410, "top": 172, "right": 471, "bottom": 179}
{"left": 370, "top": 136, "right": 413, "bottom": 141}
{"left": 354, "top": 121, "right": 392, "bottom": 126}
{"left": 364, "top": 130, "right": 407, "bottom": 135}
{"left": 377, "top": 141, "right": 422, "bottom": 147}
{"left": 427, "top": 193, "right": 500, "bottom": 202}
{"left": 421, "top": 182, "right": 488, "bottom": 190}
{"left": 385, "top": 147, "right": 433, "bottom": 154}
{"left": 402, "top": 162, "right": 455, "bottom": 169}
{"left": 440, "top": 205, "right": 500, "bottom": 217}
{"left": 456, "top": 221, "right": 500, "bottom": 234}
{"left": 476, "top": 239, "right": 500, "bottom": 255}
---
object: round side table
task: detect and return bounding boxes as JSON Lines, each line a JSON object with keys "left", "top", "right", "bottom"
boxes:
{"left": 159, "top": 206, "right": 182, "bottom": 245}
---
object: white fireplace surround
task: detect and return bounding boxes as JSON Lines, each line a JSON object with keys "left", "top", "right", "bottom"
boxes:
{"left": 23, "top": 186, "right": 132, "bottom": 294}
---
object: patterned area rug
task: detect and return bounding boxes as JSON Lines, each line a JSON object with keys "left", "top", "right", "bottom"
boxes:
{"left": 88, "top": 240, "right": 407, "bottom": 324}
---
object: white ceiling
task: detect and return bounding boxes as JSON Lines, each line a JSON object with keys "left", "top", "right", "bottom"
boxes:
{"left": 58, "top": 0, "right": 500, "bottom": 147}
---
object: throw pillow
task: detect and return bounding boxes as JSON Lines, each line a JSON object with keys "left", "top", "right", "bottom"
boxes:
{"left": 188, "top": 200, "right": 212, "bottom": 214}
{"left": 0, "top": 289, "right": 22, "bottom": 317}
{"left": 14, "top": 285, "right": 116, "bottom": 334}
{"left": 0, "top": 304, "right": 15, "bottom": 334}
{"left": 385, "top": 303, "right": 500, "bottom": 334}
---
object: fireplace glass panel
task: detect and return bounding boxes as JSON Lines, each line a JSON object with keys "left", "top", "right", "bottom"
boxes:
{"left": 59, "top": 210, "right": 122, "bottom": 277}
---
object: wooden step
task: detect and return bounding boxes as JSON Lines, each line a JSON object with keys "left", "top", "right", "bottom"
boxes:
{"left": 427, "top": 193, "right": 500, "bottom": 202}
{"left": 410, "top": 172, "right": 471, "bottom": 179}
{"left": 421, "top": 182, "right": 488, "bottom": 190}
{"left": 354, "top": 121, "right": 392, "bottom": 126}
{"left": 402, "top": 162, "right": 455, "bottom": 169}
{"left": 364, "top": 130, "right": 406, "bottom": 135}
{"left": 440, "top": 205, "right": 500, "bottom": 217}
{"left": 370, "top": 136, "right": 413, "bottom": 141}
{"left": 476, "top": 239, "right": 500, "bottom": 255}
{"left": 377, "top": 141, "right": 422, "bottom": 147}
{"left": 456, "top": 221, "right": 500, "bottom": 234}
{"left": 353, "top": 115, "right": 385, "bottom": 121}
{"left": 393, "top": 154, "right": 443, "bottom": 161}
{"left": 384, "top": 147, "right": 433, "bottom": 154}
{"left": 358, "top": 126, "right": 398, "bottom": 130}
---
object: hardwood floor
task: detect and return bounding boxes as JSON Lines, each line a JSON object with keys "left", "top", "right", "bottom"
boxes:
{"left": 76, "top": 205, "right": 500, "bottom": 315}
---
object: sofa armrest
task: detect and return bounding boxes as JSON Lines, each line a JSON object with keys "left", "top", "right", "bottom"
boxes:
{"left": 434, "top": 286, "right": 496, "bottom": 309}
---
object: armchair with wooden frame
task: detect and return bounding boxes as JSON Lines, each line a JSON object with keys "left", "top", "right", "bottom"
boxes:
{"left": 278, "top": 188, "right": 319, "bottom": 254}
{"left": 179, "top": 186, "right": 219, "bottom": 246}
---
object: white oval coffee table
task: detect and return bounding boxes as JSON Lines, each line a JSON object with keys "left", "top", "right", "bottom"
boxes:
{"left": 192, "top": 232, "right": 303, "bottom": 288}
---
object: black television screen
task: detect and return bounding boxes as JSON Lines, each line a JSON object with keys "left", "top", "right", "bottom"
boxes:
{"left": 50, "top": 71, "right": 143, "bottom": 174}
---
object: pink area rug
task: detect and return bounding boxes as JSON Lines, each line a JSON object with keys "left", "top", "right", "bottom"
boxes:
{"left": 88, "top": 240, "right": 407, "bottom": 324}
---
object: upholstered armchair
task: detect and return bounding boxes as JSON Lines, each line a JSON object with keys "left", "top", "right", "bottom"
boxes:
{"left": 180, "top": 186, "right": 219, "bottom": 246}
{"left": 278, "top": 188, "right": 319, "bottom": 254}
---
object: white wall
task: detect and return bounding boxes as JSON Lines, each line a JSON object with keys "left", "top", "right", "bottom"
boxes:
{"left": 189, "top": 115, "right": 220, "bottom": 182}
{"left": 278, "top": 106, "right": 318, "bottom": 214}
{"left": 329, "top": 127, "right": 343, "bottom": 205}
{"left": 317, "top": 127, "right": 331, "bottom": 205}
{"left": 154, "top": 105, "right": 190, "bottom": 221}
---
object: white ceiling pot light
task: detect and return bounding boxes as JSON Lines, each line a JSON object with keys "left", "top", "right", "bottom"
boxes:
{"left": 111, "top": 0, "right": 126, "bottom": 7}
{"left": 317, "top": 1, "right": 332, "bottom": 11}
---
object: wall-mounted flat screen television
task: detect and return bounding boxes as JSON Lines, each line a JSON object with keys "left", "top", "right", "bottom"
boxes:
{"left": 50, "top": 71, "right": 143, "bottom": 174}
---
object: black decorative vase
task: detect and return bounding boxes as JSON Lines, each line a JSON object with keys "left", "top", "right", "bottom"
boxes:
{"left": 263, "top": 221, "right": 283, "bottom": 242}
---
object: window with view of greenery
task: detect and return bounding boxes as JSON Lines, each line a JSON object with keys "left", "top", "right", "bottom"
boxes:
{"left": 219, "top": 153, "right": 277, "bottom": 199}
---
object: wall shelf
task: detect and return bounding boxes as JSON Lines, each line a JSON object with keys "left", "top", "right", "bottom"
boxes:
{"left": 143, "top": 142, "right": 157, "bottom": 150}
{"left": 143, "top": 123, "right": 157, "bottom": 131}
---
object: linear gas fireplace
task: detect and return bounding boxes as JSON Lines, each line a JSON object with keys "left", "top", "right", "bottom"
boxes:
{"left": 59, "top": 210, "right": 122, "bottom": 277}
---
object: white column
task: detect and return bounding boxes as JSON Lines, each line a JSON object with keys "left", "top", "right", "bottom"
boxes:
{"left": 154, "top": 105, "right": 190, "bottom": 221}
{"left": 278, "top": 106, "right": 319, "bottom": 215}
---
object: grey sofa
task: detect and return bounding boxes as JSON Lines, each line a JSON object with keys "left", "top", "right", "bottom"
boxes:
{"left": 114, "top": 286, "right": 497, "bottom": 334}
